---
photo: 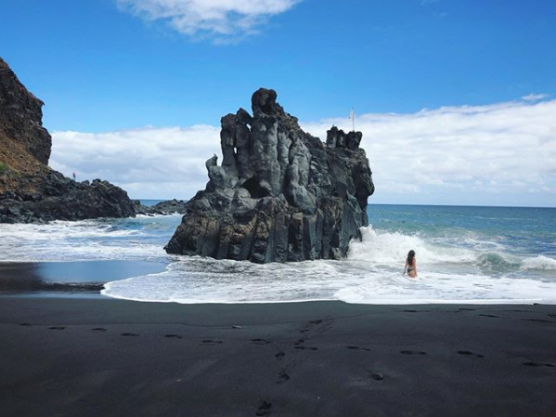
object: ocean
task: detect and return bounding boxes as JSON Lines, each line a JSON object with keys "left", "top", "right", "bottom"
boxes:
{"left": 1, "top": 203, "right": 555, "bottom": 304}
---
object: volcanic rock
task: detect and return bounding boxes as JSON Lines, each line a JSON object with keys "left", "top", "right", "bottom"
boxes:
{"left": 134, "top": 199, "right": 188, "bottom": 216}
{"left": 0, "top": 57, "right": 136, "bottom": 223}
{"left": 165, "top": 88, "right": 374, "bottom": 263}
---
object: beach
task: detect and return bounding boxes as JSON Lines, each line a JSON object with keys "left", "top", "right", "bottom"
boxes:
{"left": 3, "top": 1, "right": 556, "bottom": 415}
{"left": 1, "top": 206, "right": 555, "bottom": 416}
{"left": 1, "top": 296, "right": 555, "bottom": 417}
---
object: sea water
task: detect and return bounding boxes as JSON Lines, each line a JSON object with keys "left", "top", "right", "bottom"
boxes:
{"left": 0, "top": 204, "right": 555, "bottom": 304}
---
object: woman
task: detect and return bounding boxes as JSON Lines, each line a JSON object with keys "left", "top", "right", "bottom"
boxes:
{"left": 403, "top": 250, "right": 417, "bottom": 278}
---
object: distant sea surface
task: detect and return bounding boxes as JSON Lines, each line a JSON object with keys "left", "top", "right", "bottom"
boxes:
{"left": 0, "top": 204, "right": 555, "bottom": 305}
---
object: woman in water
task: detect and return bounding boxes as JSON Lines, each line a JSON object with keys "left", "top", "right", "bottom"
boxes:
{"left": 404, "top": 250, "right": 417, "bottom": 278}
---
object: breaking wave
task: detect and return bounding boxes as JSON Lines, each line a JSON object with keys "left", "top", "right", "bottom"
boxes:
{"left": 101, "top": 225, "right": 556, "bottom": 305}
{"left": 1, "top": 207, "right": 554, "bottom": 305}
{"left": 0, "top": 215, "right": 181, "bottom": 263}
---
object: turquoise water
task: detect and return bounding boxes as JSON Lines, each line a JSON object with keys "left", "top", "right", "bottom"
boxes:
{"left": 1, "top": 204, "right": 555, "bottom": 304}
{"left": 368, "top": 205, "right": 556, "bottom": 278}
{"left": 371, "top": 205, "right": 555, "bottom": 257}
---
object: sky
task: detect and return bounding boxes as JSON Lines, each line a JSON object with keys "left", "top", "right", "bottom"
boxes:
{"left": 1, "top": 0, "right": 555, "bottom": 206}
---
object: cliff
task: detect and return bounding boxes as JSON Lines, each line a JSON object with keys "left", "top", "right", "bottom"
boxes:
{"left": 0, "top": 57, "right": 136, "bottom": 223}
{"left": 165, "top": 88, "right": 374, "bottom": 263}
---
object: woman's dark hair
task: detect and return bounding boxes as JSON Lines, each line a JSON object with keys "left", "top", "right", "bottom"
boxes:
{"left": 407, "top": 250, "right": 415, "bottom": 266}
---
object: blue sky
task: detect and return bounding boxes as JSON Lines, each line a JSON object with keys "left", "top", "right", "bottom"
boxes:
{"left": 1, "top": 0, "right": 555, "bottom": 206}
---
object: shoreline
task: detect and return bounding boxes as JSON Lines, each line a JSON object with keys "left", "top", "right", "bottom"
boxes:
{"left": 0, "top": 261, "right": 167, "bottom": 295}
{"left": 1, "top": 297, "right": 555, "bottom": 416}
{"left": 2, "top": 260, "right": 555, "bottom": 306}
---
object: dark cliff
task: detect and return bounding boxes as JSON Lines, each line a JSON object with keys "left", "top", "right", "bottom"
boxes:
{"left": 165, "top": 88, "right": 374, "bottom": 263}
{"left": 0, "top": 57, "right": 51, "bottom": 165}
{"left": 0, "top": 57, "right": 136, "bottom": 223}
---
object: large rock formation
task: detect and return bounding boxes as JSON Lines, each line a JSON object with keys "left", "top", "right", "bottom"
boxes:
{"left": 0, "top": 57, "right": 136, "bottom": 223}
{"left": 165, "top": 88, "right": 374, "bottom": 263}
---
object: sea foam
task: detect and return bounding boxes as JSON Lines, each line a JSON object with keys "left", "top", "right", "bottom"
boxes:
{"left": 101, "top": 225, "right": 556, "bottom": 305}
{"left": 2, "top": 216, "right": 555, "bottom": 305}
{"left": 0, "top": 216, "right": 178, "bottom": 263}
{"left": 101, "top": 257, "right": 556, "bottom": 305}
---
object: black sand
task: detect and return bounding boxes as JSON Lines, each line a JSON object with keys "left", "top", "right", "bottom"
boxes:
{"left": 1, "top": 297, "right": 555, "bottom": 416}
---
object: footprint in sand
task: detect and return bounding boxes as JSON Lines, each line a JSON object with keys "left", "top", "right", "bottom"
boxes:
{"left": 371, "top": 372, "right": 384, "bottom": 381}
{"left": 92, "top": 328, "right": 107, "bottom": 332}
{"left": 250, "top": 338, "right": 271, "bottom": 345}
{"left": 347, "top": 346, "right": 372, "bottom": 352}
{"left": 294, "top": 346, "right": 318, "bottom": 351}
{"left": 404, "top": 309, "right": 431, "bottom": 313}
{"left": 458, "top": 308, "right": 475, "bottom": 311}
{"left": 524, "top": 318, "right": 556, "bottom": 324}
{"left": 277, "top": 369, "right": 290, "bottom": 384}
{"left": 121, "top": 333, "right": 139, "bottom": 337}
{"left": 275, "top": 352, "right": 285, "bottom": 360}
{"left": 457, "top": 350, "right": 484, "bottom": 358}
{"left": 49, "top": 326, "right": 66, "bottom": 330}
{"left": 299, "top": 318, "right": 326, "bottom": 335}
{"left": 19, "top": 323, "right": 32, "bottom": 327}
{"left": 164, "top": 334, "right": 182, "bottom": 339}
{"left": 256, "top": 401, "right": 272, "bottom": 416}
{"left": 202, "top": 339, "right": 223, "bottom": 344}
{"left": 400, "top": 350, "right": 427, "bottom": 355}
{"left": 522, "top": 361, "right": 555, "bottom": 368}
{"left": 479, "top": 314, "right": 499, "bottom": 318}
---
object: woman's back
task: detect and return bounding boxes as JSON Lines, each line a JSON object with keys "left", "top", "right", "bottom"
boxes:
{"left": 405, "top": 250, "right": 417, "bottom": 278}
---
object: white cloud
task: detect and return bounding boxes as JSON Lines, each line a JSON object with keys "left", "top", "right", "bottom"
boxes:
{"left": 522, "top": 93, "right": 549, "bottom": 102}
{"left": 51, "top": 97, "right": 556, "bottom": 207}
{"left": 116, "top": 0, "right": 300, "bottom": 42}
{"left": 51, "top": 126, "right": 221, "bottom": 199}
{"left": 303, "top": 98, "right": 556, "bottom": 206}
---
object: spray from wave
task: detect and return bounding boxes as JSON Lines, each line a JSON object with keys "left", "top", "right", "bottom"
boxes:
{"left": 348, "top": 226, "right": 477, "bottom": 265}
{"left": 520, "top": 255, "right": 556, "bottom": 271}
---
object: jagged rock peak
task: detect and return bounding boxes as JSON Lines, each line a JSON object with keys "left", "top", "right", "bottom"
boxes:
{"left": 251, "top": 88, "right": 301, "bottom": 130}
{"left": 252, "top": 88, "right": 285, "bottom": 117}
{"left": 165, "top": 88, "right": 375, "bottom": 263}
{"left": 327, "top": 125, "right": 363, "bottom": 150}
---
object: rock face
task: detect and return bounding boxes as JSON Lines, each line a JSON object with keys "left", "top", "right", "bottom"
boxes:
{"left": 0, "top": 57, "right": 51, "bottom": 165}
{"left": 165, "top": 88, "right": 374, "bottom": 263}
{"left": 0, "top": 57, "right": 136, "bottom": 223}
{"left": 0, "top": 175, "right": 136, "bottom": 224}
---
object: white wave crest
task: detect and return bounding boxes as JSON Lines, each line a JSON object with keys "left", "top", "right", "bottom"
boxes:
{"left": 348, "top": 226, "right": 476, "bottom": 265}
{"left": 520, "top": 255, "right": 556, "bottom": 271}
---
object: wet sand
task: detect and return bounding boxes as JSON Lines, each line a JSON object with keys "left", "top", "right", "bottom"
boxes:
{"left": 0, "top": 261, "right": 166, "bottom": 293}
{"left": 1, "top": 297, "right": 555, "bottom": 416}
